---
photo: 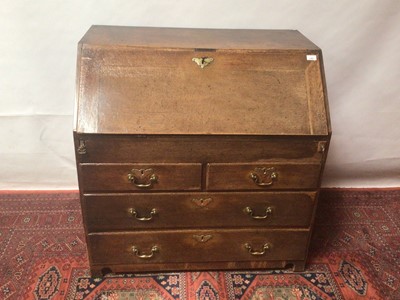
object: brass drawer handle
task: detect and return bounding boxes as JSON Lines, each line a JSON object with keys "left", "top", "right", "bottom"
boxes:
{"left": 127, "top": 168, "right": 158, "bottom": 188}
{"left": 250, "top": 167, "right": 277, "bottom": 186}
{"left": 244, "top": 206, "right": 272, "bottom": 219}
{"left": 132, "top": 246, "right": 158, "bottom": 259}
{"left": 244, "top": 243, "right": 270, "bottom": 256}
{"left": 129, "top": 208, "right": 157, "bottom": 221}
{"left": 192, "top": 57, "right": 214, "bottom": 68}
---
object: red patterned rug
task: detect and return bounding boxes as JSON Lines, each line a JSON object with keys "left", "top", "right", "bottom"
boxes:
{"left": 0, "top": 189, "right": 399, "bottom": 299}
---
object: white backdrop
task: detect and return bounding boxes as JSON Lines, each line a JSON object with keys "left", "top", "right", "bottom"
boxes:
{"left": 1, "top": 0, "right": 399, "bottom": 189}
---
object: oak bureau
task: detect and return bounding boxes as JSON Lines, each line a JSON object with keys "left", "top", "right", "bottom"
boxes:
{"left": 73, "top": 26, "right": 331, "bottom": 277}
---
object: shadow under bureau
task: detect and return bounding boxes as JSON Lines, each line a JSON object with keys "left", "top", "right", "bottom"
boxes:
{"left": 73, "top": 26, "right": 331, "bottom": 277}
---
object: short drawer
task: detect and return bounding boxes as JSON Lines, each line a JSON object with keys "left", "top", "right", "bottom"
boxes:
{"left": 88, "top": 229, "right": 309, "bottom": 265}
{"left": 206, "top": 162, "right": 321, "bottom": 190}
{"left": 79, "top": 163, "right": 202, "bottom": 192}
{"left": 84, "top": 192, "right": 316, "bottom": 232}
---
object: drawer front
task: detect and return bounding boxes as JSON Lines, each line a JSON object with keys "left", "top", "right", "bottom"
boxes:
{"left": 84, "top": 192, "right": 316, "bottom": 232}
{"left": 79, "top": 163, "right": 202, "bottom": 192}
{"left": 74, "top": 134, "right": 326, "bottom": 164}
{"left": 206, "top": 163, "right": 321, "bottom": 190}
{"left": 88, "top": 229, "right": 309, "bottom": 265}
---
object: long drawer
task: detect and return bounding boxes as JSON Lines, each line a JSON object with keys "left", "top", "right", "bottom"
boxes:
{"left": 88, "top": 229, "right": 309, "bottom": 265}
{"left": 75, "top": 134, "right": 325, "bottom": 163}
{"left": 80, "top": 163, "right": 202, "bottom": 192}
{"left": 84, "top": 192, "right": 316, "bottom": 232}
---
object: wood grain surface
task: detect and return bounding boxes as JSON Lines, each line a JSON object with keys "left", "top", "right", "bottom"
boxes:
{"left": 74, "top": 26, "right": 331, "bottom": 275}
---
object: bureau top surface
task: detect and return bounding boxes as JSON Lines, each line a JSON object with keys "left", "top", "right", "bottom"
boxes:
{"left": 80, "top": 26, "right": 320, "bottom": 50}
{"left": 75, "top": 26, "right": 330, "bottom": 136}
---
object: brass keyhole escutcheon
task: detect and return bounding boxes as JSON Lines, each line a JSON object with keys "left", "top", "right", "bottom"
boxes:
{"left": 192, "top": 57, "right": 214, "bottom": 68}
{"left": 192, "top": 197, "right": 212, "bottom": 208}
{"left": 193, "top": 234, "right": 213, "bottom": 243}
